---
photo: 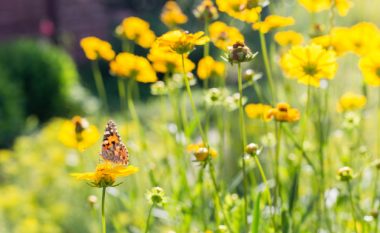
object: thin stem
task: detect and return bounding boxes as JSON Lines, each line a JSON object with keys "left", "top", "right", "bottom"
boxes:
{"left": 237, "top": 62, "right": 249, "bottom": 229}
{"left": 209, "top": 161, "right": 233, "bottom": 232}
{"left": 145, "top": 204, "right": 155, "bottom": 233}
{"left": 259, "top": 32, "right": 276, "bottom": 104}
{"left": 117, "top": 78, "right": 126, "bottom": 113}
{"left": 91, "top": 61, "right": 108, "bottom": 112}
{"left": 275, "top": 122, "right": 283, "bottom": 201}
{"left": 101, "top": 187, "right": 107, "bottom": 233}
{"left": 347, "top": 181, "right": 359, "bottom": 233}
{"left": 127, "top": 79, "right": 146, "bottom": 149}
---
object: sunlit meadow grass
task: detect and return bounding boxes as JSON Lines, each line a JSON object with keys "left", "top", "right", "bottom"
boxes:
{"left": 1, "top": 0, "right": 380, "bottom": 232}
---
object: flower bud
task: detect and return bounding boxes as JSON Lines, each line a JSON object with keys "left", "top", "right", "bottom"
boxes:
{"left": 151, "top": 81, "right": 168, "bottom": 96}
{"left": 245, "top": 143, "right": 259, "bottom": 155}
{"left": 88, "top": 195, "right": 97, "bottom": 208}
{"left": 146, "top": 187, "right": 168, "bottom": 207}
{"left": 337, "top": 166, "right": 353, "bottom": 181}
{"left": 223, "top": 42, "right": 258, "bottom": 64}
{"left": 193, "top": 0, "right": 218, "bottom": 20}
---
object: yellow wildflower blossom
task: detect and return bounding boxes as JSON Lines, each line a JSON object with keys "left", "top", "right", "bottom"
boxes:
{"left": 148, "top": 42, "right": 195, "bottom": 73}
{"left": 312, "top": 27, "right": 351, "bottom": 56}
{"left": 335, "top": 0, "right": 353, "bottom": 16}
{"left": 337, "top": 92, "right": 366, "bottom": 112}
{"left": 58, "top": 116, "right": 99, "bottom": 152}
{"left": 252, "top": 15, "right": 295, "bottom": 34}
{"left": 298, "top": 0, "right": 330, "bottom": 13}
{"left": 348, "top": 22, "right": 380, "bottom": 56}
{"left": 80, "top": 37, "right": 115, "bottom": 61}
{"left": 359, "top": 51, "right": 380, "bottom": 86}
{"left": 197, "top": 56, "right": 225, "bottom": 80}
{"left": 267, "top": 103, "right": 301, "bottom": 123}
{"left": 209, "top": 21, "right": 245, "bottom": 50}
{"left": 115, "top": 17, "right": 156, "bottom": 48}
{"left": 157, "top": 30, "right": 209, "bottom": 54}
{"left": 110, "top": 52, "right": 157, "bottom": 83}
{"left": 274, "top": 30, "right": 304, "bottom": 47}
{"left": 280, "top": 44, "right": 337, "bottom": 87}
{"left": 216, "top": 0, "right": 262, "bottom": 23}
{"left": 72, "top": 162, "right": 139, "bottom": 188}
{"left": 160, "top": 0, "right": 188, "bottom": 28}
{"left": 245, "top": 103, "right": 272, "bottom": 121}
{"left": 187, "top": 142, "right": 218, "bottom": 161}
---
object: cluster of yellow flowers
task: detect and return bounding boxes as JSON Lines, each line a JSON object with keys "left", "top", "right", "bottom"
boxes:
{"left": 110, "top": 52, "right": 157, "bottom": 83}
{"left": 115, "top": 17, "right": 156, "bottom": 48}
{"left": 160, "top": 0, "right": 188, "bottom": 28}
{"left": 80, "top": 37, "right": 115, "bottom": 61}
{"left": 216, "top": 0, "right": 262, "bottom": 23}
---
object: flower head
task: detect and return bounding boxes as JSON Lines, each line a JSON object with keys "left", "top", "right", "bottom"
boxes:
{"left": 337, "top": 166, "right": 353, "bottom": 181}
{"left": 252, "top": 15, "right": 295, "bottom": 34}
{"left": 110, "top": 52, "right": 157, "bottom": 83}
{"left": 348, "top": 22, "right": 380, "bottom": 56}
{"left": 245, "top": 103, "right": 272, "bottom": 121}
{"left": 274, "top": 30, "right": 304, "bottom": 47}
{"left": 58, "top": 116, "right": 100, "bottom": 152}
{"left": 187, "top": 142, "right": 218, "bottom": 161}
{"left": 337, "top": 92, "right": 366, "bottom": 112}
{"left": 80, "top": 37, "right": 115, "bottom": 61}
{"left": 312, "top": 27, "right": 351, "bottom": 56}
{"left": 280, "top": 44, "right": 337, "bottom": 87}
{"left": 209, "top": 21, "right": 245, "bottom": 50}
{"left": 151, "top": 81, "right": 168, "bottom": 96}
{"left": 245, "top": 143, "right": 259, "bottom": 156}
{"left": 197, "top": 56, "right": 226, "bottom": 80}
{"left": 193, "top": 0, "right": 219, "bottom": 20}
{"left": 335, "top": 0, "right": 353, "bottom": 16}
{"left": 359, "top": 51, "right": 380, "bottom": 87}
{"left": 216, "top": 0, "right": 262, "bottom": 23}
{"left": 157, "top": 30, "right": 209, "bottom": 54}
{"left": 298, "top": 0, "right": 330, "bottom": 13}
{"left": 72, "top": 162, "right": 139, "bottom": 188}
{"left": 204, "top": 88, "right": 227, "bottom": 106}
{"left": 115, "top": 17, "right": 156, "bottom": 48}
{"left": 161, "top": 0, "right": 188, "bottom": 28}
{"left": 223, "top": 41, "right": 258, "bottom": 64}
{"left": 146, "top": 187, "right": 168, "bottom": 206}
{"left": 266, "top": 103, "right": 301, "bottom": 123}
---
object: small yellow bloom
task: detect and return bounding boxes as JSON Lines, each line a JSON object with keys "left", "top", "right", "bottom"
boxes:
{"left": 252, "top": 15, "right": 295, "bottom": 34}
{"left": 72, "top": 162, "right": 139, "bottom": 188}
{"left": 348, "top": 22, "right": 380, "bottom": 56}
{"left": 148, "top": 42, "right": 195, "bottom": 73}
{"left": 298, "top": 0, "right": 330, "bottom": 13}
{"left": 266, "top": 103, "right": 301, "bottom": 123}
{"left": 197, "top": 56, "right": 225, "bottom": 80}
{"left": 110, "top": 52, "right": 158, "bottom": 83}
{"left": 335, "top": 0, "right": 353, "bottom": 16}
{"left": 157, "top": 30, "right": 209, "bottom": 54}
{"left": 274, "top": 30, "right": 304, "bottom": 47}
{"left": 245, "top": 103, "right": 273, "bottom": 121}
{"left": 193, "top": 0, "right": 219, "bottom": 20}
{"left": 359, "top": 51, "right": 380, "bottom": 87}
{"left": 337, "top": 92, "right": 366, "bottom": 112}
{"left": 312, "top": 27, "right": 351, "bottom": 56}
{"left": 80, "top": 37, "right": 115, "bottom": 61}
{"left": 187, "top": 142, "right": 218, "bottom": 161}
{"left": 209, "top": 21, "right": 245, "bottom": 50}
{"left": 160, "top": 0, "right": 188, "bottom": 28}
{"left": 280, "top": 44, "right": 337, "bottom": 87}
{"left": 115, "top": 17, "right": 156, "bottom": 48}
{"left": 58, "top": 116, "right": 100, "bottom": 152}
{"left": 216, "top": 0, "right": 262, "bottom": 23}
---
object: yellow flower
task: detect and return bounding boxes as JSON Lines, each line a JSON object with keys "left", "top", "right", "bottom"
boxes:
{"left": 209, "top": 21, "right": 245, "bottom": 50}
{"left": 110, "top": 52, "right": 157, "bottom": 83}
{"left": 216, "top": 0, "right": 262, "bottom": 23}
{"left": 359, "top": 51, "right": 380, "bottom": 87}
{"left": 157, "top": 30, "right": 209, "bottom": 54}
{"left": 335, "top": 0, "right": 353, "bottom": 16}
{"left": 193, "top": 0, "right": 219, "bottom": 20}
{"left": 58, "top": 116, "right": 100, "bottom": 152}
{"left": 312, "top": 27, "right": 351, "bottom": 56}
{"left": 72, "top": 162, "right": 139, "bottom": 188}
{"left": 115, "top": 17, "right": 156, "bottom": 48}
{"left": 267, "top": 103, "right": 301, "bottom": 123}
{"left": 252, "top": 15, "right": 295, "bottom": 34}
{"left": 245, "top": 103, "right": 272, "bottom": 121}
{"left": 336, "top": 92, "right": 366, "bottom": 112}
{"left": 197, "top": 56, "right": 225, "bottom": 80}
{"left": 80, "top": 37, "right": 115, "bottom": 61}
{"left": 148, "top": 42, "right": 195, "bottom": 73}
{"left": 274, "top": 31, "right": 304, "bottom": 47}
{"left": 280, "top": 44, "right": 337, "bottom": 87}
{"left": 298, "top": 0, "right": 330, "bottom": 13}
{"left": 160, "top": 0, "right": 188, "bottom": 28}
{"left": 348, "top": 22, "right": 380, "bottom": 56}
{"left": 187, "top": 142, "right": 218, "bottom": 161}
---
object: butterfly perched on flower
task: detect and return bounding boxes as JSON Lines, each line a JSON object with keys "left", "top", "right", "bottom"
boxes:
{"left": 101, "top": 120, "right": 129, "bottom": 165}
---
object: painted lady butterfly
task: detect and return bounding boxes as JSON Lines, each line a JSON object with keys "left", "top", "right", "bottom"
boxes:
{"left": 101, "top": 120, "right": 129, "bottom": 165}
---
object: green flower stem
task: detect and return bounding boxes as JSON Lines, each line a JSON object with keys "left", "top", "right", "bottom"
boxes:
{"left": 274, "top": 122, "right": 283, "bottom": 202}
{"left": 237, "top": 62, "right": 249, "bottom": 229}
{"left": 203, "top": 16, "right": 210, "bottom": 89}
{"left": 117, "top": 78, "right": 126, "bottom": 113}
{"left": 259, "top": 32, "right": 276, "bottom": 104}
{"left": 144, "top": 204, "right": 155, "bottom": 233}
{"left": 378, "top": 88, "right": 380, "bottom": 157}
{"left": 101, "top": 187, "right": 107, "bottom": 233}
{"left": 181, "top": 54, "right": 207, "bottom": 144}
{"left": 209, "top": 160, "right": 233, "bottom": 232}
{"left": 91, "top": 61, "right": 108, "bottom": 112}
{"left": 347, "top": 181, "right": 359, "bottom": 233}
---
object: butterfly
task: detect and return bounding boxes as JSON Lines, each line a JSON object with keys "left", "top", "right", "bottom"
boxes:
{"left": 101, "top": 120, "right": 129, "bottom": 165}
